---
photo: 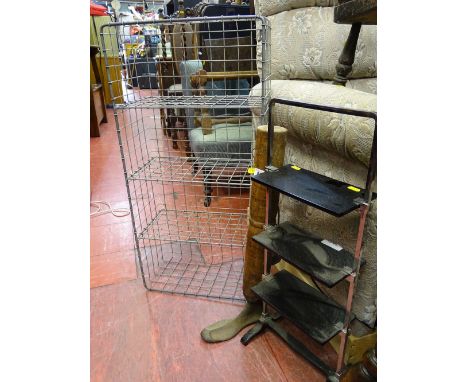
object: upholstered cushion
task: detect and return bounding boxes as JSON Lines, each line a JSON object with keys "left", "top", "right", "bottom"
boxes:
{"left": 251, "top": 80, "right": 376, "bottom": 167}
{"left": 258, "top": 7, "right": 376, "bottom": 81}
{"left": 189, "top": 123, "right": 253, "bottom": 160}
{"left": 324, "top": 78, "right": 377, "bottom": 95}
{"left": 341, "top": 78, "right": 377, "bottom": 94}
{"left": 255, "top": 0, "right": 338, "bottom": 17}
{"left": 167, "top": 83, "right": 183, "bottom": 94}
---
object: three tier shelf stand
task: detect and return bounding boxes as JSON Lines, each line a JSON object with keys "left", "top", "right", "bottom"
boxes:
{"left": 241, "top": 98, "right": 377, "bottom": 381}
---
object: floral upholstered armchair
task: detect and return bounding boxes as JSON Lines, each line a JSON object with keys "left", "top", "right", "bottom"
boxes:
{"left": 250, "top": 0, "right": 377, "bottom": 351}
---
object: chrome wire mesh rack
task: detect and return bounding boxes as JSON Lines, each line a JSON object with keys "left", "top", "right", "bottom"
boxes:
{"left": 115, "top": 94, "right": 265, "bottom": 109}
{"left": 100, "top": 15, "right": 270, "bottom": 301}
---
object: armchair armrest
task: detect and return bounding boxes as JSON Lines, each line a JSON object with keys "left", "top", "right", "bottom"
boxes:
{"left": 190, "top": 69, "right": 258, "bottom": 87}
{"left": 190, "top": 69, "right": 258, "bottom": 134}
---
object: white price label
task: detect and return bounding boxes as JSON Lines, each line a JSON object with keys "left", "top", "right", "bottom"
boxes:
{"left": 321, "top": 239, "right": 343, "bottom": 251}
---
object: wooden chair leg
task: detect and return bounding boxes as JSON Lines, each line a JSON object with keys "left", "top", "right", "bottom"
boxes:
{"left": 160, "top": 108, "right": 168, "bottom": 136}
{"left": 167, "top": 109, "right": 179, "bottom": 149}
{"left": 203, "top": 168, "right": 213, "bottom": 207}
{"left": 173, "top": 119, "right": 183, "bottom": 150}
{"left": 333, "top": 22, "right": 362, "bottom": 86}
{"left": 175, "top": 119, "right": 192, "bottom": 157}
{"left": 100, "top": 90, "right": 108, "bottom": 123}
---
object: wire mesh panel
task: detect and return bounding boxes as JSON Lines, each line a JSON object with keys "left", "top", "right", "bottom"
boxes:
{"left": 101, "top": 15, "right": 270, "bottom": 302}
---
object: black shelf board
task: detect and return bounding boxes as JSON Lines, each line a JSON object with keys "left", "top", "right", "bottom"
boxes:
{"left": 266, "top": 319, "right": 336, "bottom": 379}
{"left": 252, "top": 164, "right": 376, "bottom": 217}
{"left": 253, "top": 222, "right": 364, "bottom": 287}
{"left": 251, "top": 270, "right": 351, "bottom": 345}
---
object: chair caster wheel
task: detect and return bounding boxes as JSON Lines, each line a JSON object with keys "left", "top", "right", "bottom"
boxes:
{"left": 204, "top": 197, "right": 211, "bottom": 207}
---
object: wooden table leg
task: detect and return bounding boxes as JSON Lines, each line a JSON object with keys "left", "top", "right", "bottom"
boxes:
{"left": 333, "top": 22, "right": 362, "bottom": 86}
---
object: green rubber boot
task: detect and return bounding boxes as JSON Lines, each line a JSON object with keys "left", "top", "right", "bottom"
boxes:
{"left": 200, "top": 302, "right": 262, "bottom": 343}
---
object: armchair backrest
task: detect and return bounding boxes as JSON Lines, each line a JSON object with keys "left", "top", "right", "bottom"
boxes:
{"left": 203, "top": 37, "right": 256, "bottom": 72}
{"left": 255, "top": 0, "right": 376, "bottom": 81}
{"left": 179, "top": 59, "right": 204, "bottom": 131}
{"left": 255, "top": 0, "right": 338, "bottom": 17}
{"left": 179, "top": 31, "right": 258, "bottom": 131}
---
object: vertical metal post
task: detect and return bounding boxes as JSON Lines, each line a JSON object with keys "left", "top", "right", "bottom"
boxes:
{"left": 266, "top": 98, "right": 275, "bottom": 167}
{"left": 336, "top": 203, "right": 370, "bottom": 371}
{"left": 337, "top": 113, "right": 375, "bottom": 371}
{"left": 261, "top": 188, "right": 270, "bottom": 316}
{"left": 260, "top": 19, "right": 267, "bottom": 125}
{"left": 100, "top": 25, "right": 149, "bottom": 290}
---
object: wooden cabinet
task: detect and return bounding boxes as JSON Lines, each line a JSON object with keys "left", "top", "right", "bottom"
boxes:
{"left": 90, "top": 16, "right": 124, "bottom": 105}
{"left": 90, "top": 45, "right": 108, "bottom": 137}
{"left": 90, "top": 84, "right": 107, "bottom": 137}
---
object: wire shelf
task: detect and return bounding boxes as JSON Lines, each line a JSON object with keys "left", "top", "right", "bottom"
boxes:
{"left": 129, "top": 155, "right": 252, "bottom": 187}
{"left": 139, "top": 209, "right": 247, "bottom": 246}
{"left": 140, "top": 243, "right": 245, "bottom": 302}
{"left": 115, "top": 94, "right": 264, "bottom": 110}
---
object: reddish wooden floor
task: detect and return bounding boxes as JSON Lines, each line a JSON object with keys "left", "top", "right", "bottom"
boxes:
{"left": 90, "top": 109, "right": 335, "bottom": 382}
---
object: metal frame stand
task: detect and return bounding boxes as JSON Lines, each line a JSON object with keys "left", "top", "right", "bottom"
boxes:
{"left": 241, "top": 98, "right": 377, "bottom": 381}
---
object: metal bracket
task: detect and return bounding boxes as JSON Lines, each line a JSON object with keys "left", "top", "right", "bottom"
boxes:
{"left": 326, "top": 375, "right": 340, "bottom": 382}
{"left": 353, "top": 197, "right": 367, "bottom": 206}
{"left": 265, "top": 165, "right": 278, "bottom": 172}
{"left": 258, "top": 29, "right": 264, "bottom": 42}
{"left": 263, "top": 224, "right": 277, "bottom": 233}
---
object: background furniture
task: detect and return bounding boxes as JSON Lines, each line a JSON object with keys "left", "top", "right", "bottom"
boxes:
{"left": 166, "top": 0, "right": 204, "bottom": 15}
{"left": 333, "top": 0, "right": 377, "bottom": 85}
{"left": 90, "top": 15, "right": 124, "bottom": 105}
{"left": 155, "top": 22, "right": 181, "bottom": 141}
{"left": 127, "top": 56, "right": 158, "bottom": 89}
{"left": 249, "top": 0, "right": 377, "bottom": 366}
{"left": 160, "top": 8, "right": 200, "bottom": 149}
{"left": 173, "top": 4, "right": 259, "bottom": 206}
{"left": 90, "top": 45, "right": 108, "bottom": 137}
{"left": 335, "top": 0, "right": 377, "bottom": 24}
{"left": 187, "top": 67, "right": 258, "bottom": 206}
